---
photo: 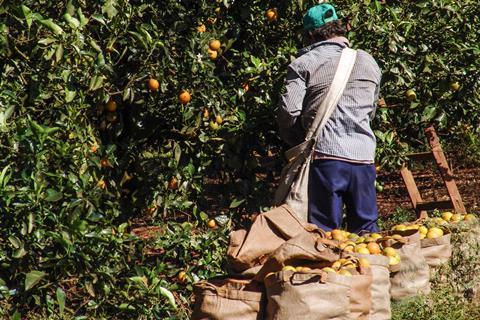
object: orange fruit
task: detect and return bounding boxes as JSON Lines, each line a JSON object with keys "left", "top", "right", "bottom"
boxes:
{"left": 100, "top": 158, "right": 111, "bottom": 168}
{"left": 168, "top": 177, "right": 178, "bottom": 190}
{"left": 178, "top": 90, "right": 191, "bottom": 105}
{"left": 215, "top": 115, "right": 223, "bottom": 124}
{"left": 383, "top": 247, "right": 397, "bottom": 257}
{"left": 358, "top": 258, "right": 371, "bottom": 268}
{"left": 266, "top": 8, "right": 278, "bottom": 22}
{"left": 208, "top": 48, "right": 218, "bottom": 60}
{"left": 337, "top": 269, "right": 352, "bottom": 277}
{"left": 209, "top": 121, "right": 219, "bottom": 130}
{"left": 197, "top": 23, "right": 206, "bottom": 33}
{"left": 367, "top": 242, "right": 381, "bottom": 255}
{"left": 203, "top": 108, "right": 209, "bottom": 119}
{"left": 97, "top": 180, "right": 106, "bottom": 189}
{"left": 208, "top": 39, "right": 221, "bottom": 51}
{"left": 147, "top": 78, "right": 160, "bottom": 91}
{"left": 105, "top": 100, "right": 117, "bottom": 112}
{"left": 90, "top": 144, "right": 98, "bottom": 153}
{"left": 331, "top": 229, "right": 346, "bottom": 241}
{"left": 177, "top": 271, "right": 187, "bottom": 283}
{"left": 208, "top": 219, "right": 217, "bottom": 229}
{"left": 426, "top": 227, "right": 444, "bottom": 239}
{"left": 242, "top": 82, "right": 249, "bottom": 92}
{"left": 282, "top": 265, "right": 296, "bottom": 272}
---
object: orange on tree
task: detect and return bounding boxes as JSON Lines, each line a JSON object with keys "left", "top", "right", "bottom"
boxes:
{"left": 105, "top": 100, "right": 117, "bottom": 112}
{"left": 100, "top": 158, "right": 111, "bottom": 168}
{"left": 208, "top": 39, "right": 221, "bottom": 51}
{"left": 202, "top": 108, "right": 209, "bottom": 119}
{"left": 197, "top": 23, "right": 206, "bottom": 33}
{"left": 97, "top": 180, "right": 106, "bottom": 189}
{"left": 209, "top": 120, "right": 219, "bottom": 130}
{"left": 207, "top": 219, "right": 217, "bottom": 229}
{"left": 178, "top": 90, "right": 191, "bottom": 104}
{"left": 215, "top": 115, "right": 223, "bottom": 124}
{"left": 405, "top": 89, "right": 417, "bottom": 101}
{"left": 242, "top": 82, "right": 249, "bottom": 92}
{"left": 449, "top": 81, "right": 460, "bottom": 91}
{"left": 177, "top": 271, "right": 187, "bottom": 283}
{"left": 147, "top": 78, "right": 160, "bottom": 91}
{"left": 168, "top": 177, "right": 178, "bottom": 190}
{"left": 207, "top": 48, "right": 218, "bottom": 60}
{"left": 266, "top": 8, "right": 278, "bottom": 22}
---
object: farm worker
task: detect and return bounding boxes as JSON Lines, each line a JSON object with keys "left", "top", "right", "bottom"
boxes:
{"left": 277, "top": 3, "right": 382, "bottom": 233}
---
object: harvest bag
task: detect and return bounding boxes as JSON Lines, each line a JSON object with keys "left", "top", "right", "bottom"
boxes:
{"left": 273, "top": 48, "right": 358, "bottom": 222}
{"left": 226, "top": 205, "right": 314, "bottom": 273}
{"left": 192, "top": 278, "right": 266, "bottom": 320}
{"left": 265, "top": 270, "right": 352, "bottom": 320}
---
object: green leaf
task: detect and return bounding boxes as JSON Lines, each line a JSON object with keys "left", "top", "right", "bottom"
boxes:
{"left": 8, "top": 235, "right": 22, "bottom": 249}
{"left": 12, "top": 311, "right": 21, "bottom": 320}
{"left": 63, "top": 13, "right": 80, "bottom": 29}
{"left": 25, "top": 270, "right": 46, "bottom": 291}
{"left": 55, "top": 44, "right": 64, "bottom": 63}
{"left": 159, "top": 287, "right": 177, "bottom": 310}
{"left": 102, "top": 0, "right": 119, "bottom": 19}
{"left": 39, "top": 19, "right": 64, "bottom": 35}
{"left": 56, "top": 287, "right": 66, "bottom": 314}
{"left": 118, "top": 303, "right": 136, "bottom": 310}
{"left": 65, "top": 85, "right": 76, "bottom": 103}
{"left": 21, "top": 5, "right": 33, "bottom": 29}
{"left": 28, "top": 213, "right": 35, "bottom": 233}
{"left": 129, "top": 276, "right": 148, "bottom": 289}
{"left": 0, "top": 164, "right": 11, "bottom": 188}
{"left": 229, "top": 198, "right": 245, "bottom": 208}
{"left": 77, "top": 8, "right": 89, "bottom": 27}
{"left": 45, "top": 189, "right": 63, "bottom": 202}
{"left": 89, "top": 75, "right": 104, "bottom": 91}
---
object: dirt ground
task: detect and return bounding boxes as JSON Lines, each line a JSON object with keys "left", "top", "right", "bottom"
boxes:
{"left": 377, "top": 166, "right": 480, "bottom": 217}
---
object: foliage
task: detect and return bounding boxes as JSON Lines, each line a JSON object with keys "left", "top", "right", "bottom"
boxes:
{"left": 0, "top": 0, "right": 479, "bottom": 318}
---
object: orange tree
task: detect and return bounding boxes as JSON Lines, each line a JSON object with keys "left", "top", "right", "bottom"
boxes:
{"left": 0, "top": 0, "right": 479, "bottom": 318}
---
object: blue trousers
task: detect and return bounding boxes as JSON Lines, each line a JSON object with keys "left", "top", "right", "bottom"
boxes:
{"left": 308, "top": 159, "right": 379, "bottom": 234}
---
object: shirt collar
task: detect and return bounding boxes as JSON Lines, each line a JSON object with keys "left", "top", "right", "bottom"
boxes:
{"left": 298, "top": 36, "right": 350, "bottom": 56}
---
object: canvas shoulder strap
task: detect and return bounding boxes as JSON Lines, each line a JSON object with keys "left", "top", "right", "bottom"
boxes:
{"left": 304, "top": 47, "right": 357, "bottom": 142}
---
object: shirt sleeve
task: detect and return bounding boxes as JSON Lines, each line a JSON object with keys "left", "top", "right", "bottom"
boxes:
{"left": 277, "top": 64, "right": 307, "bottom": 146}
{"left": 370, "top": 63, "right": 382, "bottom": 121}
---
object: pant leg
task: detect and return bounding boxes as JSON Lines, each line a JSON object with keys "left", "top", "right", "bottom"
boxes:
{"left": 344, "top": 163, "right": 379, "bottom": 233}
{"left": 308, "top": 160, "right": 350, "bottom": 231}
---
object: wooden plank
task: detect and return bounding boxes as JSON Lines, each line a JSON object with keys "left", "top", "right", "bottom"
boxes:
{"left": 416, "top": 200, "right": 453, "bottom": 211}
{"left": 400, "top": 166, "right": 428, "bottom": 219}
{"left": 406, "top": 152, "right": 434, "bottom": 161}
{"left": 425, "top": 126, "right": 467, "bottom": 214}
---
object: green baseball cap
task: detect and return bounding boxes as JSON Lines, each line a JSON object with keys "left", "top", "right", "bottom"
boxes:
{"left": 303, "top": 3, "right": 339, "bottom": 31}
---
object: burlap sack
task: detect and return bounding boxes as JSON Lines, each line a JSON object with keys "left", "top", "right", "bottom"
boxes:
{"left": 349, "top": 267, "right": 373, "bottom": 320}
{"left": 254, "top": 228, "right": 339, "bottom": 282}
{"left": 420, "top": 232, "right": 452, "bottom": 267}
{"left": 264, "top": 270, "right": 352, "bottom": 320}
{"left": 352, "top": 254, "right": 391, "bottom": 320}
{"left": 382, "top": 230, "right": 431, "bottom": 300}
{"left": 192, "top": 278, "right": 266, "bottom": 320}
{"left": 227, "top": 205, "right": 313, "bottom": 272}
